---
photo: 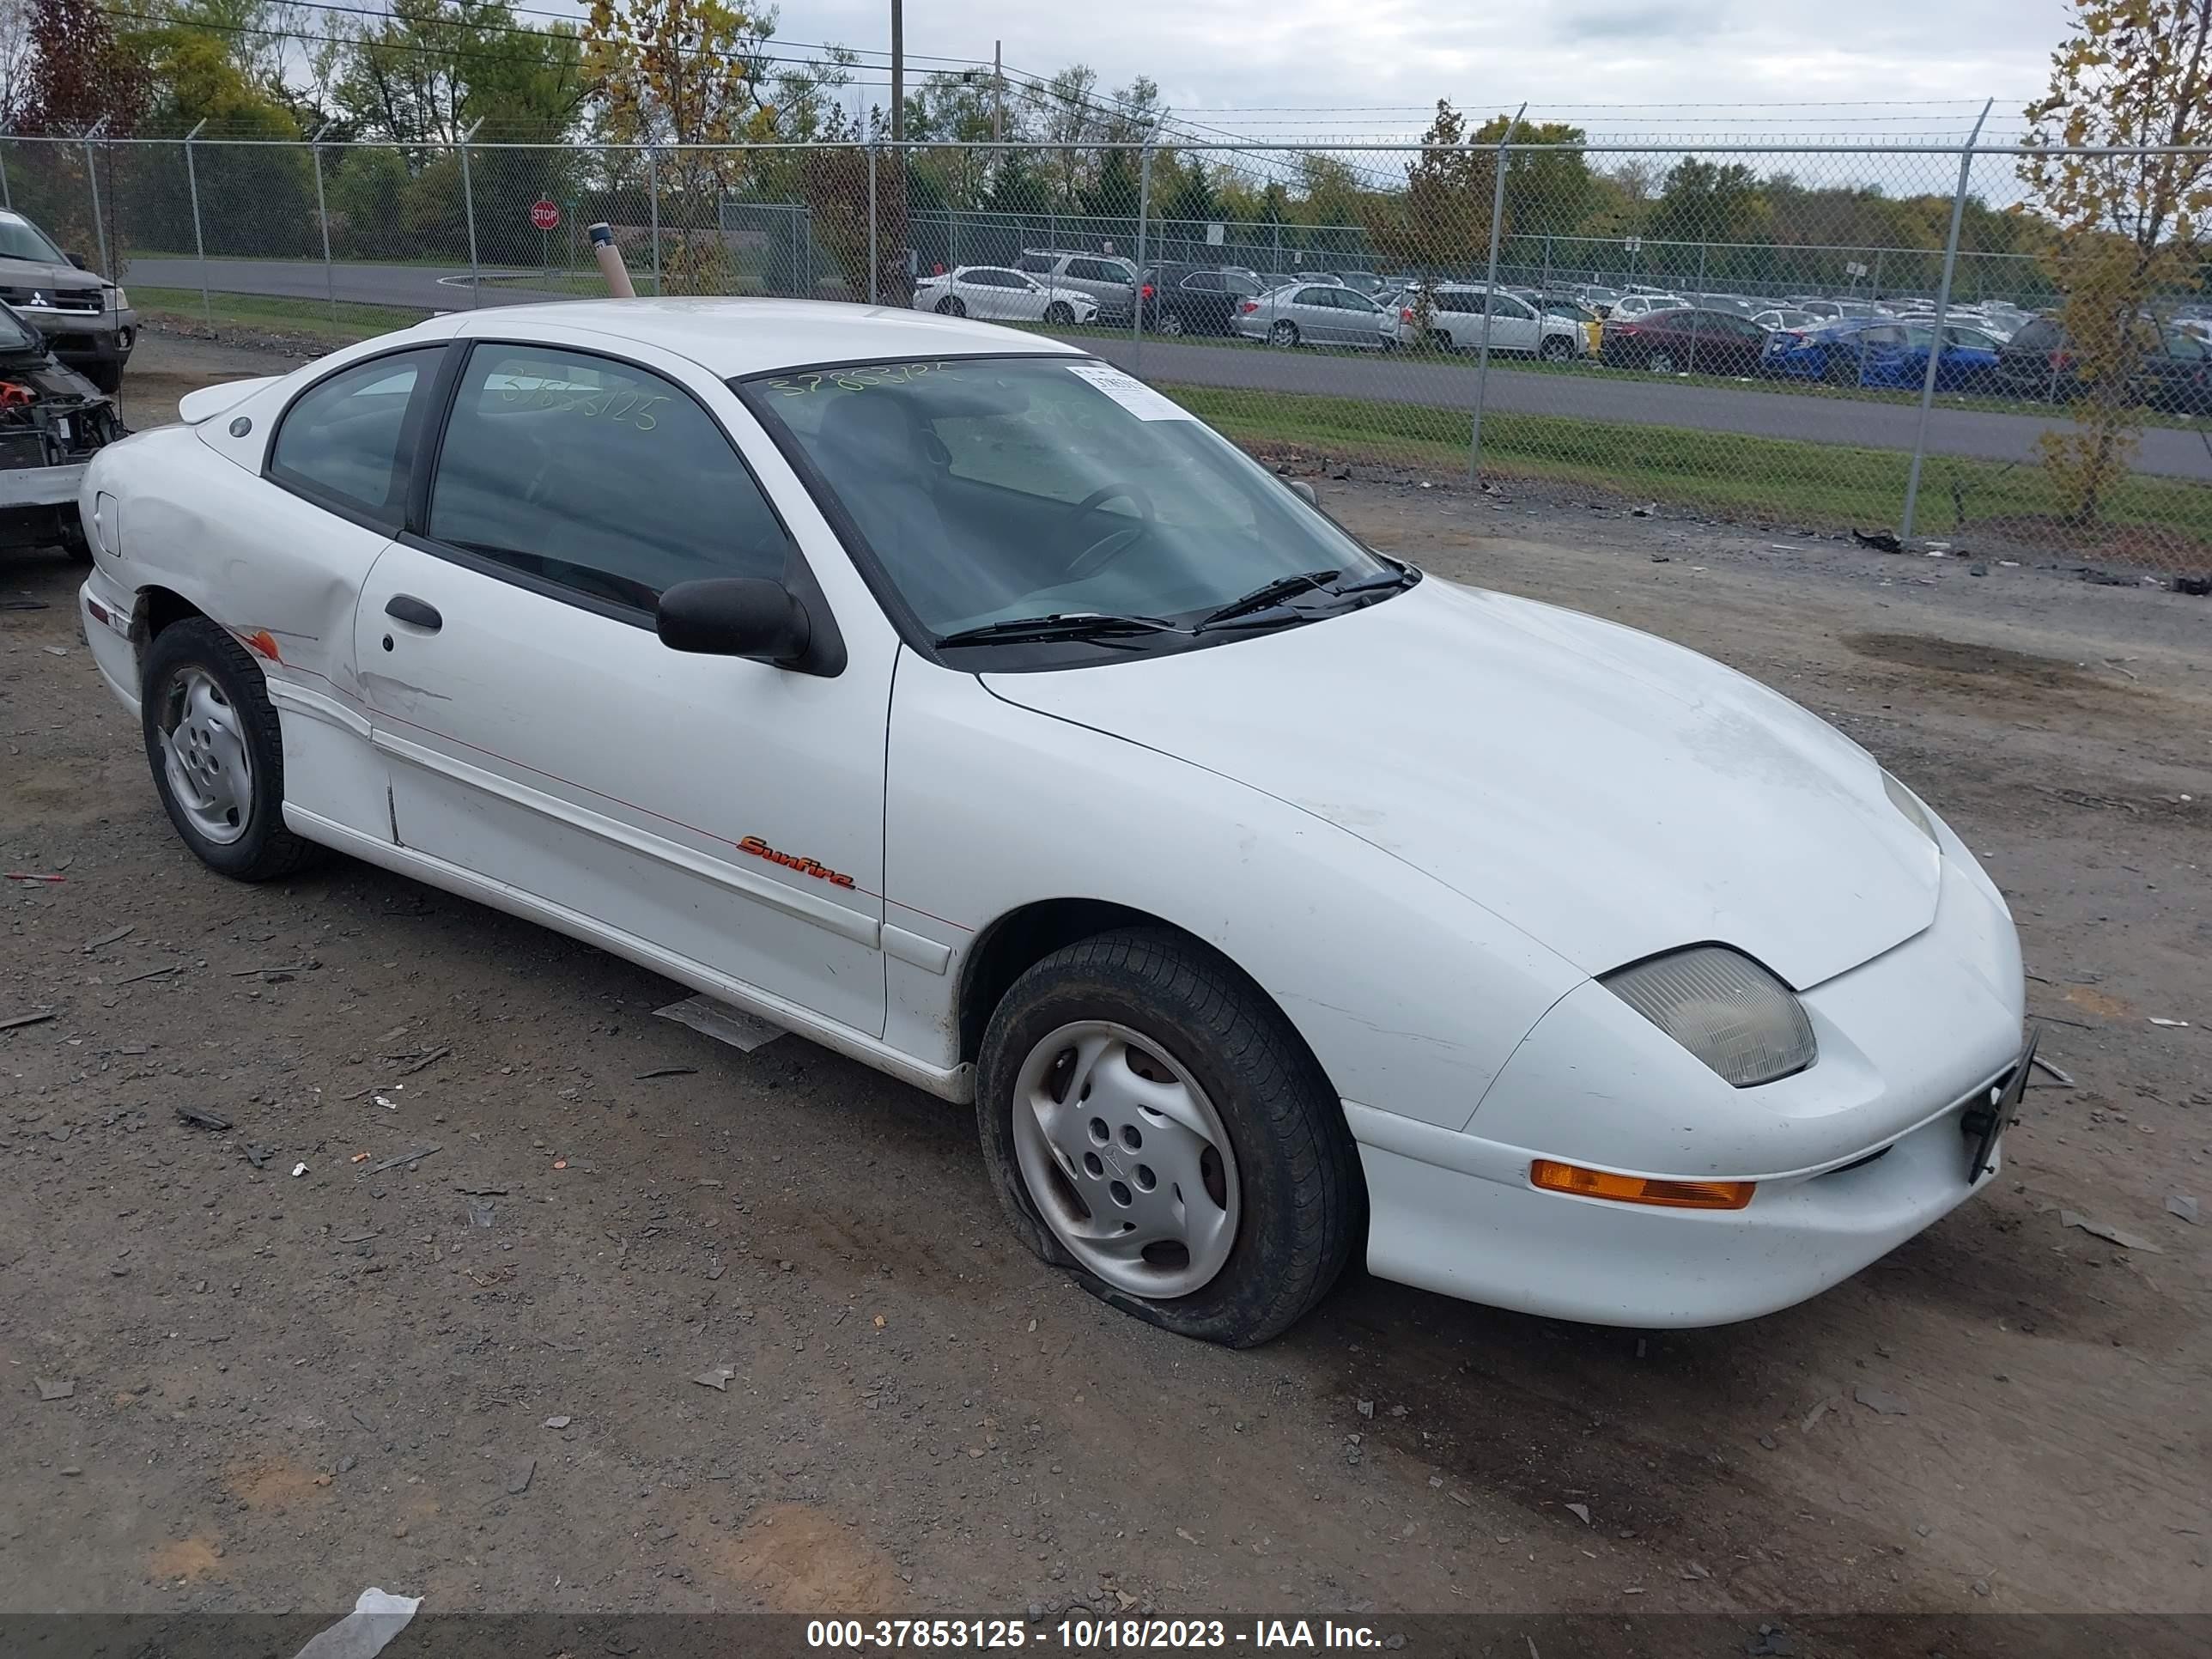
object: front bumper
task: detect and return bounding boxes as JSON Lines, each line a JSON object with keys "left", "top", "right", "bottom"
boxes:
{"left": 0, "top": 459, "right": 85, "bottom": 508}
{"left": 1352, "top": 826, "right": 2026, "bottom": 1328}
{"left": 78, "top": 564, "right": 141, "bottom": 716}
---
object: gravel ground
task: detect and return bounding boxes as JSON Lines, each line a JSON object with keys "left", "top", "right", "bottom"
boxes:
{"left": 2, "top": 335, "right": 2206, "bottom": 1637}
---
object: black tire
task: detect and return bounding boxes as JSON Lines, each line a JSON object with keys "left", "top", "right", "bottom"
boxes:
{"left": 88, "top": 358, "right": 123, "bottom": 394}
{"left": 1268, "top": 320, "right": 1299, "bottom": 349}
{"left": 1157, "top": 310, "right": 1185, "bottom": 337}
{"left": 1539, "top": 334, "right": 1574, "bottom": 362}
{"left": 1649, "top": 349, "right": 1677, "bottom": 374}
{"left": 975, "top": 928, "right": 1362, "bottom": 1347}
{"left": 935, "top": 296, "right": 966, "bottom": 317}
{"left": 1824, "top": 349, "right": 1858, "bottom": 386}
{"left": 1044, "top": 301, "right": 1074, "bottom": 325}
{"left": 59, "top": 509, "right": 92, "bottom": 564}
{"left": 140, "top": 617, "right": 324, "bottom": 883}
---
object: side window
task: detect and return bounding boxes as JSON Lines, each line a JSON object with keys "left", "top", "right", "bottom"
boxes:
{"left": 268, "top": 348, "right": 441, "bottom": 526}
{"left": 1294, "top": 287, "right": 1332, "bottom": 307}
{"left": 427, "top": 344, "right": 792, "bottom": 615}
{"left": 1017, "top": 254, "right": 1054, "bottom": 273}
{"left": 2164, "top": 329, "right": 2206, "bottom": 361}
{"left": 1498, "top": 296, "right": 1534, "bottom": 320}
{"left": 1183, "top": 272, "right": 1220, "bottom": 292}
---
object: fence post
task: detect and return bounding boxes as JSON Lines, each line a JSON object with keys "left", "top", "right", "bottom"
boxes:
{"left": 867, "top": 145, "right": 878, "bottom": 306}
{"left": 458, "top": 119, "right": 483, "bottom": 308}
{"left": 182, "top": 118, "right": 210, "bottom": 330}
{"left": 1900, "top": 100, "right": 1992, "bottom": 542}
{"left": 309, "top": 125, "right": 337, "bottom": 324}
{"left": 1133, "top": 143, "right": 1153, "bottom": 370}
{"left": 82, "top": 126, "right": 111, "bottom": 278}
{"left": 1870, "top": 247, "right": 1885, "bottom": 303}
{"left": 1687, "top": 241, "right": 1708, "bottom": 368}
{"left": 646, "top": 146, "right": 661, "bottom": 295}
{"left": 0, "top": 133, "right": 11, "bottom": 210}
{"left": 1468, "top": 105, "right": 1524, "bottom": 484}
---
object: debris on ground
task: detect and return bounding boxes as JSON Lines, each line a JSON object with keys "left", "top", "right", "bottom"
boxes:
{"left": 392, "top": 1044, "right": 452, "bottom": 1077}
{"left": 635, "top": 1066, "right": 697, "bottom": 1079}
{"left": 691, "top": 1365, "right": 737, "bottom": 1392}
{"left": 1358, "top": 1399, "right": 1375, "bottom": 1419}
{"left": 1563, "top": 1503, "right": 1591, "bottom": 1525}
{"left": 174, "top": 1106, "right": 233, "bottom": 1132}
{"left": 244, "top": 1145, "right": 274, "bottom": 1169}
{"left": 1851, "top": 529, "right": 1904, "bottom": 554}
{"left": 2060, "top": 1211, "right": 2164, "bottom": 1252}
{"left": 1, "top": 1010, "right": 57, "bottom": 1030}
{"left": 34, "top": 1377, "right": 74, "bottom": 1401}
{"left": 287, "top": 1587, "right": 422, "bottom": 1659}
{"left": 543, "top": 1415, "right": 571, "bottom": 1430}
{"left": 2029, "top": 1054, "right": 2075, "bottom": 1086}
{"left": 361, "top": 1146, "right": 441, "bottom": 1176}
{"left": 2163, "top": 1195, "right": 2197, "bottom": 1224}
{"left": 2174, "top": 574, "right": 2211, "bottom": 597}
{"left": 466, "top": 1200, "right": 495, "bottom": 1229}
{"left": 2148, "top": 1017, "right": 2190, "bottom": 1028}
{"left": 1853, "top": 1386, "right": 1911, "bottom": 1416}
{"left": 1681, "top": 1562, "right": 1711, "bottom": 1580}
{"left": 4, "top": 872, "right": 66, "bottom": 884}
{"left": 290, "top": 1162, "right": 307, "bottom": 1177}
{"left": 1746, "top": 1626, "right": 1796, "bottom": 1657}
{"left": 82, "top": 925, "right": 133, "bottom": 952}
{"left": 115, "top": 965, "right": 177, "bottom": 984}
{"left": 654, "top": 994, "right": 786, "bottom": 1054}
{"left": 1801, "top": 1395, "right": 1840, "bottom": 1432}
{"left": 505, "top": 1457, "right": 535, "bottom": 1495}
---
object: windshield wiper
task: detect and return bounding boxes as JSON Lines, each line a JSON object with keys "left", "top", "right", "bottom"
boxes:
{"left": 935, "top": 612, "right": 1183, "bottom": 649}
{"left": 1194, "top": 569, "right": 1342, "bottom": 631}
{"left": 1329, "top": 561, "right": 1418, "bottom": 598}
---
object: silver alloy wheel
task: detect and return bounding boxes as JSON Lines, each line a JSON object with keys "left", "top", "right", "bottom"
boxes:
{"left": 1269, "top": 321, "right": 1297, "bottom": 348}
{"left": 1650, "top": 349, "right": 1676, "bottom": 374}
{"left": 1010, "top": 1020, "right": 1241, "bottom": 1300}
{"left": 157, "top": 666, "right": 254, "bottom": 845}
{"left": 1158, "top": 312, "right": 1184, "bottom": 336}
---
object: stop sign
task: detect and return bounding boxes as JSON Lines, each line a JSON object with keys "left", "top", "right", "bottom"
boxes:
{"left": 530, "top": 199, "right": 560, "bottom": 231}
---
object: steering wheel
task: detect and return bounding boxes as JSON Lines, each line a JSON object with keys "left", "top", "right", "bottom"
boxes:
{"left": 1061, "top": 484, "right": 1156, "bottom": 580}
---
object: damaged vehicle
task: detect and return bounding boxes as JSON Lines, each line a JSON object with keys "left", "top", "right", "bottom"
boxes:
{"left": 0, "top": 301, "right": 123, "bottom": 557}
{"left": 75, "top": 301, "right": 2029, "bottom": 1346}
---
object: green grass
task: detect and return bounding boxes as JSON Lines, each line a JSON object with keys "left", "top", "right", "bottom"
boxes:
{"left": 131, "top": 286, "right": 434, "bottom": 344}
{"left": 1162, "top": 381, "right": 2212, "bottom": 546}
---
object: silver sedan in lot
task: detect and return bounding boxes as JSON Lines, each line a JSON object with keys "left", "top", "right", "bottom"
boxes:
{"left": 1233, "top": 282, "right": 1396, "bottom": 349}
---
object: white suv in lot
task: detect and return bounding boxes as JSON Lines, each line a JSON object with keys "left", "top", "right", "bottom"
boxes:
{"left": 1015, "top": 250, "right": 1139, "bottom": 323}
{"left": 1394, "top": 284, "right": 1586, "bottom": 358}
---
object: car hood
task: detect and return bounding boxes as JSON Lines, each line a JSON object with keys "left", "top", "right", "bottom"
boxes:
{"left": 0, "top": 255, "right": 102, "bottom": 295}
{"left": 981, "top": 578, "right": 1941, "bottom": 990}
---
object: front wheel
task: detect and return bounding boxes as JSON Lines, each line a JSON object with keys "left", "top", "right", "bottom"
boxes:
{"left": 975, "top": 929, "right": 1361, "bottom": 1346}
{"left": 1268, "top": 320, "right": 1299, "bottom": 349}
{"left": 1043, "top": 301, "right": 1074, "bottom": 325}
{"left": 140, "top": 617, "right": 324, "bottom": 883}
{"left": 934, "top": 295, "right": 967, "bottom": 317}
{"left": 1648, "top": 349, "right": 1677, "bottom": 374}
{"left": 1157, "top": 311, "right": 1185, "bottom": 337}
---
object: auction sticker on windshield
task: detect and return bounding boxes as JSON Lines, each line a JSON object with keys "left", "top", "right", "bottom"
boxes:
{"left": 1063, "top": 362, "right": 1194, "bottom": 421}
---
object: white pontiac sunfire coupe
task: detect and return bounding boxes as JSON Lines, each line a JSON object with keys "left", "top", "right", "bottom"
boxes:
{"left": 76, "top": 300, "right": 2029, "bottom": 1346}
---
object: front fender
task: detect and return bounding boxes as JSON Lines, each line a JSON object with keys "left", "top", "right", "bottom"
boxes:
{"left": 882, "top": 654, "right": 1584, "bottom": 1128}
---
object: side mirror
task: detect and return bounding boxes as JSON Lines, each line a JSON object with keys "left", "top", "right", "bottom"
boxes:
{"left": 66, "top": 252, "right": 88, "bottom": 270}
{"left": 657, "top": 578, "right": 817, "bottom": 669}
{"left": 1287, "top": 479, "right": 1319, "bottom": 507}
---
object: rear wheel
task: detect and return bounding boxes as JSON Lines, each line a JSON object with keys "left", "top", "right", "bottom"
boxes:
{"left": 1268, "top": 320, "right": 1299, "bottom": 349}
{"left": 935, "top": 296, "right": 966, "bottom": 317}
{"left": 1539, "top": 334, "right": 1574, "bottom": 362}
{"left": 1044, "top": 301, "right": 1074, "bottom": 325}
{"left": 88, "top": 359, "right": 123, "bottom": 394}
{"left": 975, "top": 929, "right": 1361, "bottom": 1346}
{"left": 1157, "top": 310, "right": 1185, "bottom": 337}
{"left": 1430, "top": 329, "right": 1454, "bottom": 352}
{"left": 140, "top": 618, "right": 323, "bottom": 883}
{"left": 1648, "top": 349, "right": 1677, "bottom": 374}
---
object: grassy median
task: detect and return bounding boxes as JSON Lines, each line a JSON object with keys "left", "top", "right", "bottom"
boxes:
{"left": 131, "top": 286, "right": 434, "bottom": 345}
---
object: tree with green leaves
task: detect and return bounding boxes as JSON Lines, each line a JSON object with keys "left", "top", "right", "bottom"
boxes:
{"left": 2020, "top": 0, "right": 2212, "bottom": 524}
{"left": 1361, "top": 102, "right": 1497, "bottom": 305}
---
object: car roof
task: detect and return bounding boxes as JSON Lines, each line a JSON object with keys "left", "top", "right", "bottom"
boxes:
{"left": 433, "top": 298, "right": 1085, "bottom": 378}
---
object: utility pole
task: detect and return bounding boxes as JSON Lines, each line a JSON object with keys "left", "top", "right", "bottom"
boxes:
{"left": 993, "top": 40, "right": 1004, "bottom": 144}
{"left": 890, "top": 0, "right": 904, "bottom": 145}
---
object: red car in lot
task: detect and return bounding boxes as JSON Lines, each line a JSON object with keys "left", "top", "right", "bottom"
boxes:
{"left": 1600, "top": 307, "right": 1771, "bottom": 375}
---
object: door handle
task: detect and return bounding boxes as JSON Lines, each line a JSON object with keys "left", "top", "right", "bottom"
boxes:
{"left": 384, "top": 595, "right": 442, "bottom": 632}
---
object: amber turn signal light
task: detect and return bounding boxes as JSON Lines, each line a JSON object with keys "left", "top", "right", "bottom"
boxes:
{"left": 1529, "top": 1159, "right": 1754, "bottom": 1211}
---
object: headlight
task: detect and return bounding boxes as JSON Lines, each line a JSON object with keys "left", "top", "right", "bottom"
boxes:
{"left": 109, "top": 286, "right": 128, "bottom": 311}
{"left": 1883, "top": 771, "right": 1936, "bottom": 843}
{"left": 1603, "top": 945, "right": 1816, "bottom": 1088}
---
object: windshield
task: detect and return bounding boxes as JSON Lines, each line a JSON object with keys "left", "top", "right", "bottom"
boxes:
{"left": 0, "top": 303, "right": 40, "bottom": 352}
{"left": 744, "top": 356, "right": 1395, "bottom": 650}
{"left": 0, "top": 213, "right": 69, "bottom": 267}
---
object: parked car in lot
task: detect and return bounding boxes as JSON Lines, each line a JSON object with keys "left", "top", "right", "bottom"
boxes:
{"left": 0, "top": 208, "right": 135, "bottom": 392}
{"left": 1015, "top": 249, "right": 1139, "bottom": 322}
{"left": 912, "top": 265, "right": 1099, "bottom": 325}
{"left": 1764, "top": 318, "right": 1900, "bottom": 384}
{"left": 1797, "top": 298, "right": 1889, "bottom": 325}
{"left": 1236, "top": 282, "right": 1395, "bottom": 349}
{"left": 76, "top": 297, "right": 2030, "bottom": 1345}
{"left": 1607, "top": 292, "right": 1689, "bottom": 323}
{"left": 1996, "top": 316, "right": 2212, "bottom": 412}
{"left": 1753, "top": 307, "right": 1819, "bottom": 333}
{"left": 0, "top": 300, "right": 125, "bottom": 555}
{"left": 1395, "top": 284, "right": 1583, "bottom": 359}
{"left": 1601, "top": 306, "right": 1770, "bottom": 374}
{"left": 1143, "top": 264, "right": 1265, "bottom": 337}
{"left": 1328, "top": 271, "right": 1386, "bottom": 295}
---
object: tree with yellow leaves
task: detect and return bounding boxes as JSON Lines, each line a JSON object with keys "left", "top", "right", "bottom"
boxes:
{"left": 2020, "top": 0, "right": 2212, "bottom": 523}
{"left": 583, "top": 0, "right": 778, "bottom": 291}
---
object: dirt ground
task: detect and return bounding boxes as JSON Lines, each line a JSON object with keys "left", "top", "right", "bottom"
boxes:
{"left": 3, "top": 333, "right": 2207, "bottom": 1638}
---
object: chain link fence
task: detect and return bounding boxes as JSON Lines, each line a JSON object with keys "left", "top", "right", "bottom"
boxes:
{"left": 2, "top": 132, "right": 2205, "bottom": 572}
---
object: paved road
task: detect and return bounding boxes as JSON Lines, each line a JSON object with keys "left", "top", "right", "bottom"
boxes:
{"left": 127, "top": 255, "right": 2212, "bottom": 482}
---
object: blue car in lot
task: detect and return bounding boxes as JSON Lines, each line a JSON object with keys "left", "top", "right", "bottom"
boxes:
{"left": 1764, "top": 319, "right": 2003, "bottom": 392}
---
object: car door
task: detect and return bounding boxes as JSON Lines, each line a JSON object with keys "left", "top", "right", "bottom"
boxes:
{"left": 243, "top": 343, "right": 450, "bottom": 841}
{"left": 1486, "top": 293, "right": 1540, "bottom": 353}
{"left": 955, "top": 268, "right": 1006, "bottom": 318}
{"left": 351, "top": 331, "right": 894, "bottom": 1036}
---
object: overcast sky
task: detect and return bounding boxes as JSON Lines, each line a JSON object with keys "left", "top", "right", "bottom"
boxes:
{"left": 770, "top": 1, "right": 2074, "bottom": 143}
